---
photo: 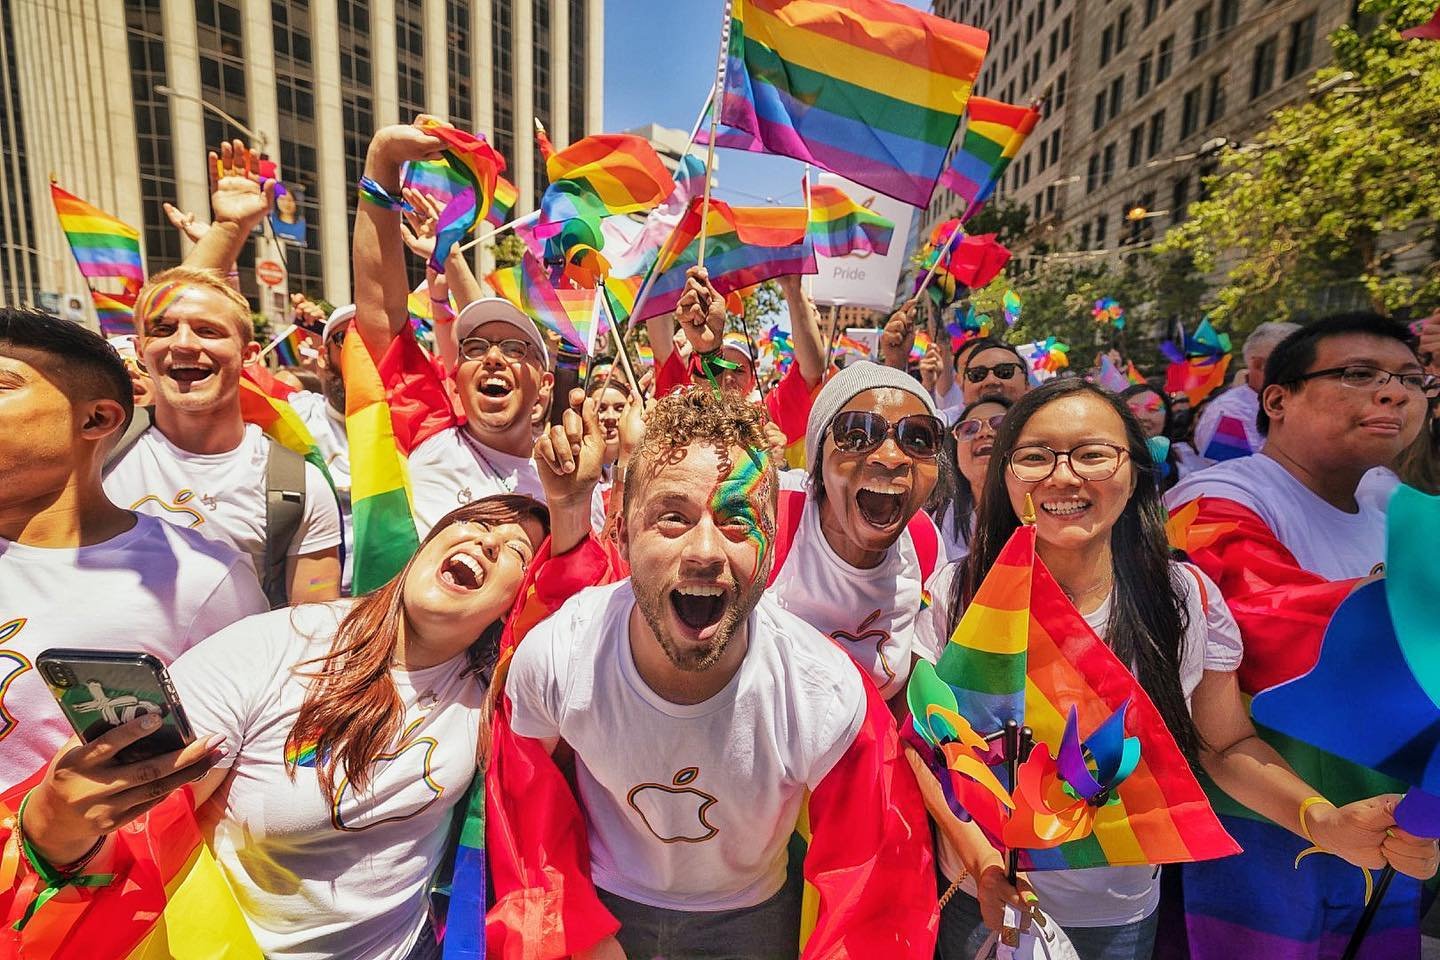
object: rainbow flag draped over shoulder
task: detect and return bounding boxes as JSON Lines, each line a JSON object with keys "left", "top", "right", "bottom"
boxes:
{"left": 629, "top": 197, "right": 815, "bottom": 324}
{"left": 807, "top": 182, "right": 895, "bottom": 256}
{"left": 939, "top": 97, "right": 1040, "bottom": 220}
{"left": 238, "top": 368, "right": 335, "bottom": 489}
{"left": 719, "top": 0, "right": 988, "bottom": 206}
{"left": 342, "top": 328, "right": 421, "bottom": 593}
{"left": 913, "top": 525, "right": 1239, "bottom": 871}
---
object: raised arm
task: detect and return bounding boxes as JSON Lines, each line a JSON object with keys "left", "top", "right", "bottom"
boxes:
{"left": 182, "top": 139, "right": 275, "bottom": 274}
{"left": 777, "top": 274, "right": 826, "bottom": 387}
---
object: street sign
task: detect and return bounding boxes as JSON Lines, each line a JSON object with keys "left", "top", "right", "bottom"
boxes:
{"left": 256, "top": 259, "right": 286, "bottom": 287}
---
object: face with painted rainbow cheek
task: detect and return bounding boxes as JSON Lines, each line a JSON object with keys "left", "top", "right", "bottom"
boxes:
{"left": 708, "top": 447, "right": 777, "bottom": 586}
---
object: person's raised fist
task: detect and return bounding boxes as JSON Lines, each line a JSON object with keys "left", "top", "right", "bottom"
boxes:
{"left": 674, "top": 266, "right": 727, "bottom": 356}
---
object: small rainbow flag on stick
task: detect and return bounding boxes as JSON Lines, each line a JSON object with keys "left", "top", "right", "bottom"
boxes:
{"left": 487, "top": 176, "right": 519, "bottom": 227}
{"left": 50, "top": 181, "right": 145, "bottom": 334}
{"left": 807, "top": 182, "right": 895, "bottom": 257}
{"left": 91, "top": 290, "right": 139, "bottom": 336}
{"left": 911, "top": 525, "right": 1239, "bottom": 871}
{"left": 488, "top": 253, "right": 585, "bottom": 348}
{"left": 938, "top": 97, "right": 1041, "bottom": 221}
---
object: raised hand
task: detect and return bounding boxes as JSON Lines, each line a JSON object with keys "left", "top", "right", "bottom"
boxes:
{"left": 919, "top": 343, "right": 942, "bottom": 390}
{"left": 369, "top": 116, "right": 446, "bottom": 170}
{"left": 674, "top": 266, "right": 727, "bottom": 356}
{"left": 290, "top": 293, "right": 328, "bottom": 335}
{"left": 163, "top": 202, "right": 209, "bottom": 243}
{"left": 400, "top": 187, "right": 444, "bottom": 261}
{"left": 535, "top": 388, "right": 606, "bottom": 505}
{"left": 208, "top": 139, "right": 276, "bottom": 232}
{"left": 880, "top": 298, "right": 917, "bottom": 370}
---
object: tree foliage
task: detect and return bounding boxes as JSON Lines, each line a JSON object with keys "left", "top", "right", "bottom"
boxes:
{"left": 1157, "top": 0, "right": 1440, "bottom": 333}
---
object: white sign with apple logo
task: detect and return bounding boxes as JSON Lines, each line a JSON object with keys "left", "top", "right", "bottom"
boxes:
{"left": 810, "top": 172, "right": 916, "bottom": 310}
{"left": 626, "top": 766, "right": 719, "bottom": 844}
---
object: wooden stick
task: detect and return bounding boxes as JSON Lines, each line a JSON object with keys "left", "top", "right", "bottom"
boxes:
{"left": 823, "top": 303, "right": 841, "bottom": 369}
{"left": 697, "top": 0, "right": 732, "bottom": 267}
{"left": 454, "top": 210, "right": 538, "bottom": 255}
{"left": 257, "top": 322, "right": 298, "bottom": 361}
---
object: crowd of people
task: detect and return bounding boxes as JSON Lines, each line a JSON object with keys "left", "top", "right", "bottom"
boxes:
{"left": 3, "top": 116, "right": 1440, "bottom": 960}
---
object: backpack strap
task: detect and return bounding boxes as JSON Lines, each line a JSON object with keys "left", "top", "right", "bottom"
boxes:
{"left": 765, "top": 488, "right": 808, "bottom": 588}
{"left": 263, "top": 441, "right": 307, "bottom": 609}
{"left": 906, "top": 509, "right": 941, "bottom": 584}
{"left": 102, "top": 406, "right": 156, "bottom": 476}
{"left": 1180, "top": 561, "right": 1210, "bottom": 611}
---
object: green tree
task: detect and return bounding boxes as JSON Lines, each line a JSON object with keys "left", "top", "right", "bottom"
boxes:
{"left": 740, "top": 279, "right": 783, "bottom": 341}
{"left": 963, "top": 198, "right": 1031, "bottom": 248}
{"left": 1157, "top": 0, "right": 1440, "bottom": 333}
{"left": 491, "top": 233, "right": 528, "bottom": 270}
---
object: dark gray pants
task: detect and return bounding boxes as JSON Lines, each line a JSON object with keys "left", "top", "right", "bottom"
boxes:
{"left": 597, "top": 869, "right": 803, "bottom": 960}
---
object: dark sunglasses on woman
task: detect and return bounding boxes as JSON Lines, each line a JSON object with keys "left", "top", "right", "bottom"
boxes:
{"left": 830, "top": 411, "right": 943, "bottom": 460}
{"left": 965, "top": 362, "right": 1023, "bottom": 384}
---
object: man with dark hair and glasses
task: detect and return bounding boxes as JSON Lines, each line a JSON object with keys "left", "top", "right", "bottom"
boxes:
{"left": 1166, "top": 312, "right": 1436, "bottom": 957}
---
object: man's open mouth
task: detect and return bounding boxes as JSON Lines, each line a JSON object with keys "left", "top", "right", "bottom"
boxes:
{"left": 478, "top": 376, "right": 513, "bottom": 399}
{"left": 855, "top": 483, "right": 907, "bottom": 528}
{"left": 168, "top": 365, "right": 214, "bottom": 385}
{"left": 670, "top": 585, "right": 727, "bottom": 630}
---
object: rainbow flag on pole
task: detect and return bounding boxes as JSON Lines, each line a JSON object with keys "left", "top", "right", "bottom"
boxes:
{"left": 50, "top": 181, "right": 145, "bottom": 334}
{"left": 807, "top": 182, "right": 895, "bottom": 256}
{"left": 914, "top": 525, "right": 1239, "bottom": 871}
{"left": 719, "top": 0, "right": 988, "bottom": 206}
{"left": 939, "top": 97, "right": 1041, "bottom": 221}
{"left": 487, "top": 253, "right": 587, "bottom": 348}
{"left": 486, "top": 176, "right": 519, "bottom": 227}
{"left": 91, "top": 290, "right": 139, "bottom": 336}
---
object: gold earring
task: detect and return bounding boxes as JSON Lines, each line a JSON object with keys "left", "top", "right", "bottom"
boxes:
{"left": 1021, "top": 492, "right": 1037, "bottom": 525}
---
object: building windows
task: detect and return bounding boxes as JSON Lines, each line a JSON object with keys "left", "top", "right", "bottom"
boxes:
{"left": 1181, "top": 86, "right": 1202, "bottom": 138}
{"left": 1137, "top": 53, "right": 1153, "bottom": 97}
{"left": 532, "top": 0, "right": 552, "bottom": 200}
{"left": 1108, "top": 75, "right": 1124, "bottom": 120}
{"left": 1092, "top": 91, "right": 1106, "bottom": 131}
{"left": 195, "top": 0, "right": 254, "bottom": 299}
{"left": 447, "top": 0, "right": 473, "bottom": 131}
{"left": 1147, "top": 109, "right": 1165, "bottom": 157}
{"left": 1251, "top": 34, "right": 1278, "bottom": 98}
{"left": 1054, "top": 70, "right": 1068, "bottom": 107}
{"left": 1101, "top": 25, "right": 1114, "bottom": 65}
{"left": 569, "top": 0, "right": 587, "bottom": 139}
{"left": 1049, "top": 28, "right": 1059, "bottom": 64}
{"left": 1116, "top": 7, "right": 1132, "bottom": 51}
{"left": 1022, "top": 152, "right": 1031, "bottom": 184}
{"left": 1171, "top": 175, "right": 1190, "bottom": 223}
{"left": 396, "top": 0, "right": 426, "bottom": 119}
{"left": 1045, "top": 183, "right": 1056, "bottom": 213}
{"left": 1096, "top": 212, "right": 1109, "bottom": 247}
{"left": 1, "top": 0, "right": 38, "bottom": 303}
{"left": 1219, "top": 0, "right": 1241, "bottom": 35}
{"left": 1128, "top": 124, "right": 1144, "bottom": 167}
{"left": 1285, "top": 13, "right": 1317, "bottom": 79}
{"left": 1026, "top": 9, "right": 1035, "bottom": 42}
{"left": 124, "top": 0, "right": 181, "bottom": 275}
{"left": 1040, "top": 138, "right": 1049, "bottom": 170}
{"left": 1081, "top": 222, "right": 1092, "bottom": 249}
{"left": 1034, "top": 193, "right": 1043, "bottom": 221}
{"left": 1087, "top": 152, "right": 1100, "bottom": 191}
{"left": 492, "top": 0, "right": 515, "bottom": 167}
{"left": 1206, "top": 71, "right": 1227, "bottom": 123}
{"left": 1062, "top": 14, "right": 1072, "bottom": 49}
{"left": 272, "top": 0, "right": 323, "bottom": 290}
{"left": 1157, "top": 35, "right": 1175, "bottom": 83}
{"left": 338, "top": 0, "right": 373, "bottom": 245}
{"left": 1102, "top": 142, "right": 1116, "bottom": 184}
{"left": 1192, "top": 3, "right": 1212, "bottom": 58}
{"left": 1144, "top": 0, "right": 1159, "bottom": 27}
{"left": 1049, "top": 128, "right": 1062, "bottom": 163}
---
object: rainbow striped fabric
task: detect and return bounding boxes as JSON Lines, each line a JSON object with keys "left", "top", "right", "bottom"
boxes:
{"left": 922, "top": 525, "right": 1239, "bottom": 870}
{"left": 415, "top": 120, "right": 506, "bottom": 270}
{"left": 719, "top": 0, "right": 988, "bottom": 206}
{"left": 238, "top": 369, "right": 335, "bottom": 489}
{"left": 91, "top": 289, "right": 138, "bottom": 336}
{"left": 342, "top": 328, "right": 421, "bottom": 594}
{"left": 401, "top": 159, "right": 471, "bottom": 209}
{"left": 938, "top": 97, "right": 1040, "bottom": 220}
{"left": 1202, "top": 414, "right": 1254, "bottom": 461}
{"left": 628, "top": 197, "right": 815, "bottom": 323}
{"left": 488, "top": 253, "right": 586, "bottom": 348}
{"left": 543, "top": 134, "right": 674, "bottom": 216}
{"left": 487, "top": 176, "right": 519, "bottom": 227}
{"left": 807, "top": 182, "right": 895, "bottom": 256}
{"left": 50, "top": 182, "right": 145, "bottom": 287}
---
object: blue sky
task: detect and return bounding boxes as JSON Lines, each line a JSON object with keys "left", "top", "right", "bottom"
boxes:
{"left": 602, "top": 0, "right": 931, "bottom": 208}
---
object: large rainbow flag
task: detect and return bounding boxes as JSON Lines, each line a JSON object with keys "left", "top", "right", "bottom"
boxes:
{"left": 938, "top": 97, "right": 1040, "bottom": 220}
{"left": 50, "top": 182, "right": 145, "bottom": 335}
{"left": 912, "top": 524, "right": 1239, "bottom": 870}
{"left": 342, "top": 328, "right": 421, "bottom": 593}
{"left": 487, "top": 252, "right": 592, "bottom": 349}
{"left": 627, "top": 196, "right": 815, "bottom": 324}
{"left": 807, "top": 182, "right": 895, "bottom": 257}
{"left": 719, "top": 0, "right": 988, "bottom": 206}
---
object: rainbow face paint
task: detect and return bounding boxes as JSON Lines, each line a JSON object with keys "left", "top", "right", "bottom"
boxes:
{"left": 134, "top": 280, "right": 187, "bottom": 335}
{"left": 709, "top": 446, "right": 774, "bottom": 584}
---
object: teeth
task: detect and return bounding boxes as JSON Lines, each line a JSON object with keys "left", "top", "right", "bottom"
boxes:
{"left": 483, "top": 377, "right": 509, "bottom": 389}
{"left": 677, "top": 585, "right": 724, "bottom": 597}
{"left": 1042, "top": 500, "right": 1091, "bottom": 516}
{"left": 453, "top": 553, "right": 484, "bottom": 580}
{"left": 859, "top": 482, "right": 906, "bottom": 495}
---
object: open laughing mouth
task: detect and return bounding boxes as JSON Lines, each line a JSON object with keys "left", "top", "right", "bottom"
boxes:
{"left": 670, "top": 585, "right": 727, "bottom": 632}
{"left": 439, "top": 551, "right": 486, "bottom": 591}
{"left": 167, "top": 364, "right": 215, "bottom": 387}
{"left": 1040, "top": 497, "right": 1092, "bottom": 519}
{"left": 855, "top": 482, "right": 908, "bottom": 528}
{"left": 478, "top": 375, "right": 514, "bottom": 400}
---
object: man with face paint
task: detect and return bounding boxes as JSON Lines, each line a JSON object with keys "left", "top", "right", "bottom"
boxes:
{"left": 499, "top": 387, "right": 938, "bottom": 960}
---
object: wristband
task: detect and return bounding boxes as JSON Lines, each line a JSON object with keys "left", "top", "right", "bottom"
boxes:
{"left": 357, "top": 176, "right": 411, "bottom": 212}
{"left": 1298, "top": 795, "right": 1333, "bottom": 844}
{"left": 12, "top": 792, "right": 114, "bottom": 932}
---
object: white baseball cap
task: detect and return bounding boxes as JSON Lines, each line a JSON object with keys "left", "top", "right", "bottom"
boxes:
{"left": 323, "top": 304, "right": 355, "bottom": 343}
{"left": 454, "top": 298, "right": 550, "bottom": 368}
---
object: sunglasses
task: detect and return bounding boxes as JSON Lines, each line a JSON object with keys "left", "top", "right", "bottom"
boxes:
{"left": 953, "top": 413, "right": 1006, "bottom": 441}
{"left": 830, "top": 411, "right": 943, "bottom": 460}
{"left": 965, "top": 362, "right": 1023, "bottom": 384}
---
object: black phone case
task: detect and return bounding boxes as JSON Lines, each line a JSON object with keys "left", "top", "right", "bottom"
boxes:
{"left": 36, "top": 649, "right": 194, "bottom": 766}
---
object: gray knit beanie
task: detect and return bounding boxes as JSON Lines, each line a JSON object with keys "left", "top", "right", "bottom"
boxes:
{"left": 804, "top": 361, "right": 940, "bottom": 474}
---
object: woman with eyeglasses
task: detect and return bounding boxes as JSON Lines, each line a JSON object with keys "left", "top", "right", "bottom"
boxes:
{"left": 914, "top": 379, "right": 1416, "bottom": 960}
{"left": 933, "top": 398, "right": 1011, "bottom": 559}
{"left": 765, "top": 362, "right": 949, "bottom": 704}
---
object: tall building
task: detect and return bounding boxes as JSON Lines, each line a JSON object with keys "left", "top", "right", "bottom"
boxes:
{"left": 0, "top": 0, "right": 604, "bottom": 323}
{"left": 927, "top": 0, "right": 1349, "bottom": 262}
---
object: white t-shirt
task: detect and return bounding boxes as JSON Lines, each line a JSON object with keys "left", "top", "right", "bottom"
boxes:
{"left": 104, "top": 424, "right": 343, "bottom": 584}
{"left": 406, "top": 426, "right": 546, "bottom": 538}
{"left": 1355, "top": 466, "right": 1401, "bottom": 516}
{"left": 1192, "top": 384, "right": 1261, "bottom": 460}
{"left": 927, "top": 561, "right": 1242, "bottom": 927}
{"left": 289, "top": 391, "right": 354, "bottom": 592}
{"left": 1166, "top": 453, "right": 1386, "bottom": 578}
{"left": 169, "top": 602, "right": 485, "bottom": 960}
{"left": 506, "top": 581, "right": 867, "bottom": 912}
{"left": 0, "top": 515, "right": 266, "bottom": 791}
{"left": 766, "top": 494, "right": 947, "bottom": 699}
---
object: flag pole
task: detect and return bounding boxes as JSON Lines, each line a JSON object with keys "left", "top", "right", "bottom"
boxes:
{"left": 257, "top": 323, "right": 298, "bottom": 361}
{"left": 802, "top": 165, "right": 814, "bottom": 299}
{"left": 823, "top": 302, "right": 840, "bottom": 369}
{"left": 697, "top": 0, "right": 733, "bottom": 268}
{"left": 915, "top": 217, "right": 965, "bottom": 302}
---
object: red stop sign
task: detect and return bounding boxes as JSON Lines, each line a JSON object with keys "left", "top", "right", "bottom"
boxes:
{"left": 256, "top": 260, "right": 286, "bottom": 287}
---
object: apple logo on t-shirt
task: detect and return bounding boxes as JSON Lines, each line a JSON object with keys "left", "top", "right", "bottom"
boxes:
{"left": 331, "top": 719, "right": 444, "bottom": 832}
{"left": 831, "top": 609, "right": 894, "bottom": 682}
{"left": 0, "top": 617, "right": 29, "bottom": 743}
{"left": 626, "top": 767, "right": 719, "bottom": 844}
{"left": 128, "top": 489, "right": 206, "bottom": 528}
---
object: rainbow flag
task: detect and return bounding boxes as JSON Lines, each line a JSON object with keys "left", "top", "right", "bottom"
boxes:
{"left": 807, "top": 182, "right": 895, "bottom": 257}
{"left": 486, "top": 176, "right": 519, "bottom": 227}
{"left": 1165, "top": 354, "right": 1232, "bottom": 407}
{"left": 938, "top": 97, "right": 1040, "bottom": 220}
{"left": 719, "top": 0, "right": 988, "bottom": 206}
{"left": 834, "top": 333, "right": 873, "bottom": 361}
{"left": 542, "top": 134, "right": 673, "bottom": 216}
{"left": 342, "top": 328, "right": 421, "bottom": 593}
{"left": 50, "top": 182, "right": 145, "bottom": 287}
{"left": 91, "top": 289, "right": 138, "bottom": 336}
{"left": 630, "top": 196, "right": 815, "bottom": 324}
{"left": 601, "top": 273, "right": 645, "bottom": 328}
{"left": 488, "top": 253, "right": 585, "bottom": 347}
{"left": 415, "top": 120, "right": 506, "bottom": 270}
{"left": 635, "top": 342, "right": 655, "bottom": 367}
{"left": 401, "top": 159, "right": 471, "bottom": 209}
{"left": 1202, "top": 414, "right": 1254, "bottom": 461}
{"left": 917, "top": 525, "right": 1239, "bottom": 870}
{"left": 0, "top": 773, "right": 262, "bottom": 958}
{"left": 238, "top": 369, "right": 334, "bottom": 489}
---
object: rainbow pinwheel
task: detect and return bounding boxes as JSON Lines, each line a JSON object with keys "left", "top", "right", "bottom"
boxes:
{"left": 1002, "top": 290, "right": 1023, "bottom": 326}
{"left": 1037, "top": 337, "right": 1070, "bottom": 373}
{"left": 1092, "top": 297, "right": 1126, "bottom": 329}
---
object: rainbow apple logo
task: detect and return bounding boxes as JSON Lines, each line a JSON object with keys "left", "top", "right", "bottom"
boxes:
{"left": 127, "top": 489, "right": 206, "bottom": 528}
{"left": 626, "top": 767, "right": 719, "bottom": 844}
{"left": 331, "top": 718, "right": 444, "bottom": 832}
{"left": 0, "top": 618, "right": 29, "bottom": 744}
{"left": 830, "top": 609, "right": 894, "bottom": 682}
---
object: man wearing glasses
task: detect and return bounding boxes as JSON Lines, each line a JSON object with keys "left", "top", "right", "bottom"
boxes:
{"left": 1165, "top": 313, "right": 1437, "bottom": 958}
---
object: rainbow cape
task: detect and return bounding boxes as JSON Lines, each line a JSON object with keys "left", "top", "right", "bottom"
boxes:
{"left": 910, "top": 524, "right": 1239, "bottom": 870}
{"left": 807, "top": 182, "right": 894, "bottom": 257}
{"left": 938, "top": 97, "right": 1040, "bottom": 220}
{"left": 719, "top": 0, "right": 988, "bottom": 206}
{"left": 342, "top": 328, "right": 421, "bottom": 594}
{"left": 50, "top": 182, "right": 144, "bottom": 335}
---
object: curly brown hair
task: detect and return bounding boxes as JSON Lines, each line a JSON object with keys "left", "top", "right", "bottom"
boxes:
{"left": 621, "top": 385, "right": 779, "bottom": 519}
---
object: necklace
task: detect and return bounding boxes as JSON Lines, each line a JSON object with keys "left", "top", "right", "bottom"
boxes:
{"left": 459, "top": 428, "right": 518, "bottom": 494}
{"left": 1064, "top": 575, "right": 1114, "bottom": 608}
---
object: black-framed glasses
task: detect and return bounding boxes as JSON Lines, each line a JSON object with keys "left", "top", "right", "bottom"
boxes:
{"left": 953, "top": 414, "right": 1006, "bottom": 441}
{"left": 1007, "top": 442, "right": 1129, "bottom": 482}
{"left": 1287, "top": 364, "right": 1439, "bottom": 397}
{"left": 459, "top": 336, "right": 531, "bottom": 362}
{"left": 830, "top": 411, "right": 943, "bottom": 460}
{"left": 965, "top": 362, "right": 1023, "bottom": 384}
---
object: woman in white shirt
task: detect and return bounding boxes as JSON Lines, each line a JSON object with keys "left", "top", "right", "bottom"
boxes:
{"left": 19, "top": 494, "right": 549, "bottom": 960}
{"left": 918, "top": 379, "right": 1423, "bottom": 960}
{"left": 931, "top": 397, "right": 1010, "bottom": 560}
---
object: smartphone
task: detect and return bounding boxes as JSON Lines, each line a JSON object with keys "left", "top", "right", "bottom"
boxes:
{"left": 36, "top": 649, "right": 194, "bottom": 765}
